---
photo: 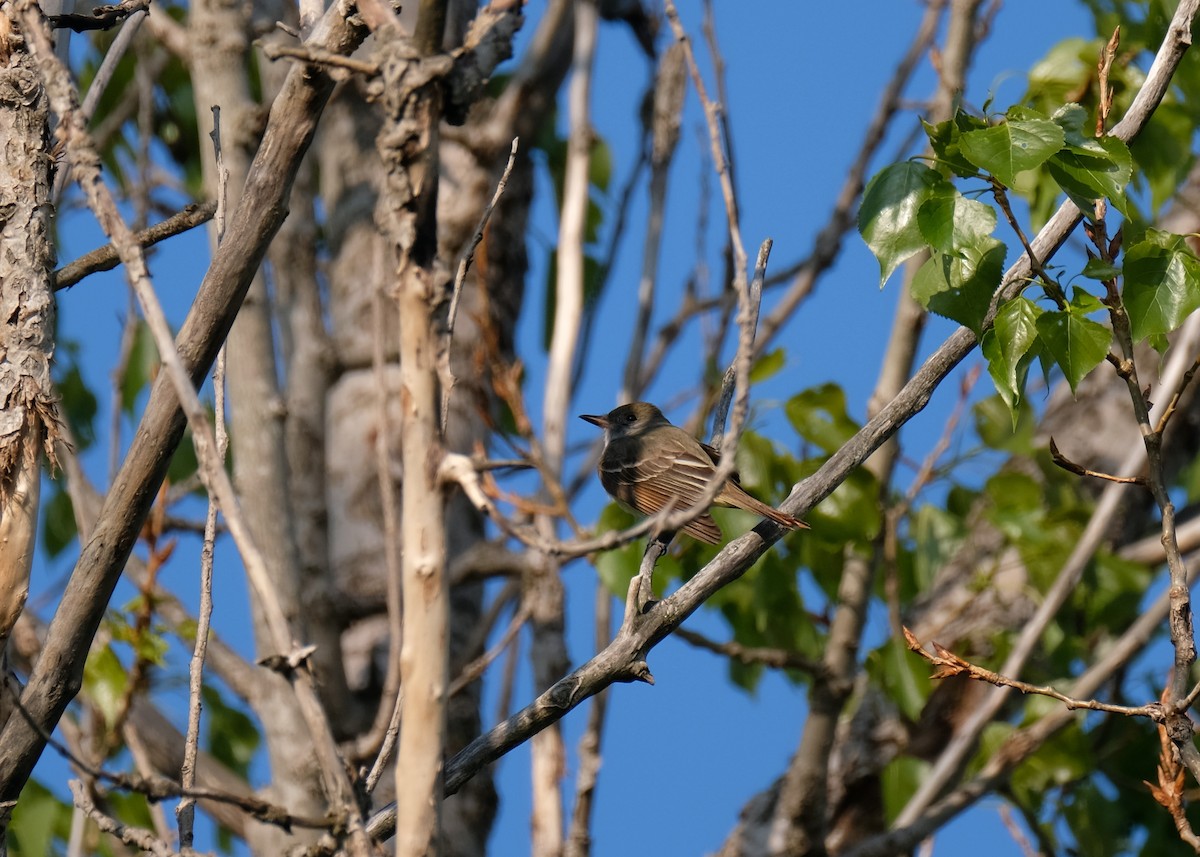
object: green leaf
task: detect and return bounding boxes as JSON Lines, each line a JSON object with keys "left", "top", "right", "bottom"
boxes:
{"left": 1034, "top": 310, "right": 1111, "bottom": 394}
{"left": 858, "top": 161, "right": 946, "bottom": 286}
{"left": 56, "top": 356, "right": 97, "bottom": 450}
{"left": 203, "top": 685, "right": 261, "bottom": 779}
{"left": 973, "top": 393, "right": 1036, "bottom": 454}
{"left": 801, "top": 466, "right": 881, "bottom": 543}
{"left": 594, "top": 503, "right": 641, "bottom": 595}
{"left": 1081, "top": 258, "right": 1121, "bottom": 281}
{"left": 42, "top": 486, "right": 78, "bottom": 557}
{"left": 1050, "top": 103, "right": 1097, "bottom": 149}
{"left": 749, "top": 347, "right": 786, "bottom": 383}
{"left": 921, "top": 112, "right": 988, "bottom": 178}
{"left": 866, "top": 637, "right": 932, "bottom": 722}
{"left": 1047, "top": 141, "right": 1132, "bottom": 214}
{"left": 912, "top": 504, "right": 964, "bottom": 594}
{"left": 1069, "top": 286, "right": 1106, "bottom": 315}
{"left": 881, "top": 756, "right": 930, "bottom": 823}
{"left": 82, "top": 644, "right": 128, "bottom": 729}
{"left": 168, "top": 427, "right": 201, "bottom": 487}
{"left": 589, "top": 136, "right": 612, "bottom": 193}
{"left": 785, "top": 384, "right": 861, "bottom": 454}
{"left": 121, "top": 320, "right": 160, "bottom": 415}
{"left": 916, "top": 189, "right": 997, "bottom": 253}
{"left": 1046, "top": 105, "right": 1133, "bottom": 211}
{"left": 1131, "top": 101, "right": 1193, "bottom": 214}
{"left": 959, "top": 114, "right": 1064, "bottom": 187}
{"left": 10, "top": 780, "right": 72, "bottom": 857}
{"left": 981, "top": 296, "right": 1042, "bottom": 420}
{"left": 1025, "top": 38, "right": 1091, "bottom": 106}
{"left": 1123, "top": 230, "right": 1200, "bottom": 341}
{"left": 910, "top": 237, "right": 1007, "bottom": 337}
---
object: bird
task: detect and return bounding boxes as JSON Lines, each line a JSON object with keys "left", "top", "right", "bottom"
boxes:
{"left": 579, "top": 402, "right": 808, "bottom": 545}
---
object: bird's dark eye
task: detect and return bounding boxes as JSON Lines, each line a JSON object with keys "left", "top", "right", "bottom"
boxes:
{"left": 625, "top": 413, "right": 637, "bottom": 423}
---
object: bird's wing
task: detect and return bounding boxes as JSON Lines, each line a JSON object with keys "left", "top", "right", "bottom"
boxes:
{"left": 698, "top": 440, "right": 742, "bottom": 485}
{"left": 599, "top": 429, "right": 726, "bottom": 544}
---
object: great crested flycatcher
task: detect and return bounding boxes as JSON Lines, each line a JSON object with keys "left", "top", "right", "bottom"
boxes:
{"left": 580, "top": 402, "right": 808, "bottom": 544}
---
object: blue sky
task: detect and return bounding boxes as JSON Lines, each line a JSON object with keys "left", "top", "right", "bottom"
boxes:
{"left": 35, "top": 1, "right": 1119, "bottom": 855}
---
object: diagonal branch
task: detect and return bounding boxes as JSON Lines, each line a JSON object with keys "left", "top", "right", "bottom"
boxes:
{"left": 0, "top": 0, "right": 370, "bottom": 808}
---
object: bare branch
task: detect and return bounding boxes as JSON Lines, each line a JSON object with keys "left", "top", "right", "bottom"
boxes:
{"left": 50, "top": 0, "right": 147, "bottom": 33}
{"left": 1049, "top": 437, "right": 1148, "bottom": 486}
{"left": 0, "top": 0, "right": 372, "bottom": 812}
{"left": 903, "top": 627, "right": 1166, "bottom": 720}
{"left": 52, "top": 202, "right": 217, "bottom": 290}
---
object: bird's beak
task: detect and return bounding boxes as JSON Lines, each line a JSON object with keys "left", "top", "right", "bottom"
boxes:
{"left": 579, "top": 413, "right": 609, "bottom": 429}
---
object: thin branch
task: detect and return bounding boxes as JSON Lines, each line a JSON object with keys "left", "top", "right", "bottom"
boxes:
{"left": 674, "top": 627, "right": 825, "bottom": 675}
{"left": 1048, "top": 437, "right": 1147, "bottom": 486}
{"left": 0, "top": 0, "right": 373, "bottom": 806}
{"left": 3, "top": 682, "right": 336, "bottom": 832}
{"left": 619, "top": 42, "right": 685, "bottom": 402}
{"left": 360, "top": 254, "right": 404, "bottom": 769}
{"left": 564, "top": 581, "right": 612, "bottom": 857}
{"left": 69, "top": 780, "right": 180, "bottom": 857}
{"left": 12, "top": 3, "right": 370, "bottom": 846}
{"left": 755, "top": 0, "right": 947, "bottom": 355}
{"left": 53, "top": 202, "right": 217, "bottom": 290}
{"left": 79, "top": 6, "right": 146, "bottom": 123}
{"left": 903, "top": 627, "right": 1166, "bottom": 720}
{"left": 448, "top": 602, "right": 530, "bottom": 697}
{"left": 1155, "top": 351, "right": 1200, "bottom": 434}
{"left": 441, "top": 136, "right": 519, "bottom": 432}
{"left": 178, "top": 107, "right": 230, "bottom": 851}
{"left": 259, "top": 40, "right": 381, "bottom": 76}
{"left": 890, "top": 0, "right": 1200, "bottom": 827}
{"left": 50, "top": 0, "right": 147, "bottom": 33}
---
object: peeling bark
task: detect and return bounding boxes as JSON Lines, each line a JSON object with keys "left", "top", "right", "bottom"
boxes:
{"left": 0, "top": 32, "right": 57, "bottom": 678}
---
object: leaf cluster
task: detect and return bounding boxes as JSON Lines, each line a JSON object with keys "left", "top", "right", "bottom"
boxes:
{"left": 861, "top": 99, "right": 1200, "bottom": 423}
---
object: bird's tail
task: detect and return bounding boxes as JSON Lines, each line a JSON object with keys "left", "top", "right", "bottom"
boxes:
{"left": 761, "top": 503, "right": 809, "bottom": 531}
{"left": 724, "top": 484, "right": 809, "bottom": 530}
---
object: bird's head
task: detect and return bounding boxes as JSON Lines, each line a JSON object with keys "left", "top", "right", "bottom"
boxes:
{"left": 579, "top": 401, "right": 669, "bottom": 441}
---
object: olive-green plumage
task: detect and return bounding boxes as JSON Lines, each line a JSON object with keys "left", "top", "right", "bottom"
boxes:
{"left": 580, "top": 402, "right": 807, "bottom": 544}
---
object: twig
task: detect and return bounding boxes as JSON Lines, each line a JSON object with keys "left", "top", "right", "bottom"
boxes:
{"left": 441, "top": 136, "right": 519, "bottom": 433}
{"left": 178, "top": 107, "right": 230, "bottom": 851}
{"left": 79, "top": 8, "right": 146, "bottom": 123}
{"left": 564, "top": 580, "right": 613, "bottom": 857}
{"left": 903, "top": 627, "right": 1166, "bottom": 719}
{"left": 846, "top": 552, "right": 1200, "bottom": 857}
{"left": 662, "top": 0, "right": 760, "bottom": 556}
{"left": 674, "top": 627, "right": 825, "bottom": 675}
{"left": 50, "top": 0, "right": 147, "bottom": 32}
{"left": 259, "top": 41, "right": 381, "bottom": 75}
{"left": 1155, "top": 352, "right": 1200, "bottom": 434}
{"left": 1048, "top": 437, "right": 1147, "bottom": 485}
{"left": 620, "top": 42, "right": 685, "bottom": 402}
{"left": 892, "top": 0, "right": 1200, "bottom": 828}
{"left": 3, "top": 682, "right": 336, "bottom": 832}
{"left": 1145, "top": 686, "right": 1200, "bottom": 852}
{"left": 69, "top": 780, "right": 182, "bottom": 857}
{"left": 997, "top": 804, "right": 1040, "bottom": 857}
{"left": 361, "top": 249, "right": 405, "bottom": 769}
{"left": 53, "top": 202, "right": 217, "bottom": 290}
{"left": 13, "top": 3, "right": 370, "bottom": 844}
{"left": 448, "top": 602, "right": 530, "bottom": 697}
{"left": 711, "top": 240, "right": 771, "bottom": 447}
{"left": 364, "top": 689, "right": 403, "bottom": 795}
{"left": 755, "top": 0, "right": 947, "bottom": 355}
